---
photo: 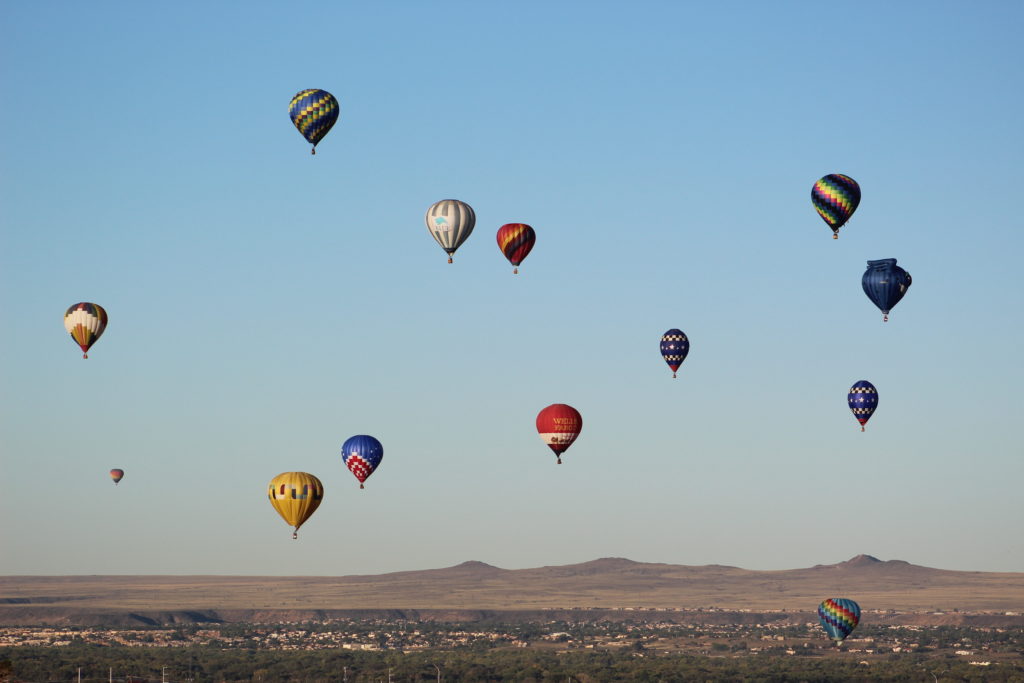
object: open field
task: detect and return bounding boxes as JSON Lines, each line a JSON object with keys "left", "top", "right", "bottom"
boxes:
{"left": 2, "top": 555, "right": 1023, "bottom": 626}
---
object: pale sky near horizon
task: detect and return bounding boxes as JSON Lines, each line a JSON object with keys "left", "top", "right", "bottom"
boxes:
{"left": 1, "top": 1, "right": 1022, "bottom": 576}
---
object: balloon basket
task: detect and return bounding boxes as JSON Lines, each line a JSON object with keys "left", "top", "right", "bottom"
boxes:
{"left": 359, "top": 483, "right": 364, "bottom": 489}
{"left": 447, "top": 257, "right": 453, "bottom": 264}
{"left": 292, "top": 531, "right": 298, "bottom": 540}
{"left": 883, "top": 314, "right": 889, "bottom": 322}
{"left": 672, "top": 372, "right": 677, "bottom": 379}
{"left": 83, "top": 353, "right": 88, "bottom": 359}
{"left": 311, "top": 147, "right": 316, "bottom": 155}
{"left": 861, "top": 426, "right": 865, "bottom": 432}
{"left": 832, "top": 233, "right": 839, "bottom": 240}
{"left": 513, "top": 267, "right": 518, "bottom": 274}
{"left": 556, "top": 457, "right": 562, "bottom": 465}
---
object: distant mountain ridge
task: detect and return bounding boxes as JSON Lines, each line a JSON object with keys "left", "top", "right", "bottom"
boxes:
{"left": 1, "top": 555, "right": 1022, "bottom": 626}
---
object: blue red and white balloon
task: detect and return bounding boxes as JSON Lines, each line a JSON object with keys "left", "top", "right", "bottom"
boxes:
{"left": 847, "top": 380, "right": 878, "bottom": 432}
{"left": 660, "top": 329, "right": 689, "bottom": 378}
{"left": 341, "top": 435, "right": 383, "bottom": 488}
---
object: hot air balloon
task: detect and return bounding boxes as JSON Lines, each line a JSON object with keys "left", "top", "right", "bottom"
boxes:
{"left": 848, "top": 380, "right": 878, "bottom": 432}
{"left": 268, "top": 472, "right": 324, "bottom": 539}
{"left": 862, "top": 258, "right": 912, "bottom": 321}
{"left": 812, "top": 174, "right": 861, "bottom": 239}
{"left": 341, "top": 435, "right": 383, "bottom": 489}
{"left": 818, "top": 598, "right": 861, "bottom": 644}
{"left": 64, "top": 302, "right": 108, "bottom": 359}
{"left": 660, "top": 329, "right": 689, "bottom": 378}
{"left": 496, "top": 223, "right": 536, "bottom": 274}
{"left": 536, "top": 404, "right": 582, "bottom": 464}
{"left": 425, "top": 199, "right": 475, "bottom": 263}
{"left": 288, "top": 89, "right": 339, "bottom": 154}
{"left": 109, "top": 469, "right": 124, "bottom": 485}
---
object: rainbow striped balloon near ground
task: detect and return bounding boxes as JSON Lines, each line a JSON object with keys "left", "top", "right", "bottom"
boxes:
{"left": 288, "top": 89, "right": 339, "bottom": 154}
{"left": 811, "top": 174, "right": 861, "bottom": 239}
{"left": 818, "top": 598, "right": 861, "bottom": 644}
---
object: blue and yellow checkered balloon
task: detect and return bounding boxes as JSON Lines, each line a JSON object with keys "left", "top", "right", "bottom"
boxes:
{"left": 289, "top": 89, "right": 339, "bottom": 154}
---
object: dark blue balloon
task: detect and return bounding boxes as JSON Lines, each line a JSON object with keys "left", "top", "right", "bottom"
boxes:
{"left": 847, "top": 380, "right": 878, "bottom": 431}
{"left": 341, "top": 435, "right": 383, "bottom": 488}
{"left": 862, "top": 259, "right": 912, "bottom": 321}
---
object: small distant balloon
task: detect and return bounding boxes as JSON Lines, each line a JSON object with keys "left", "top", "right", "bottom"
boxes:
{"left": 847, "top": 380, "right": 878, "bottom": 432}
{"left": 288, "top": 89, "right": 339, "bottom": 154}
{"left": 660, "top": 329, "right": 689, "bottom": 378}
{"left": 268, "top": 472, "right": 324, "bottom": 539}
{"left": 341, "top": 435, "right": 383, "bottom": 489}
{"left": 425, "top": 199, "right": 475, "bottom": 263}
{"left": 862, "top": 258, "right": 912, "bottom": 321}
{"left": 64, "top": 302, "right": 108, "bottom": 359}
{"left": 812, "top": 174, "right": 861, "bottom": 239}
{"left": 818, "top": 598, "right": 861, "bottom": 644}
{"left": 496, "top": 223, "right": 536, "bottom": 274}
{"left": 536, "top": 404, "right": 582, "bottom": 464}
{"left": 109, "top": 469, "right": 124, "bottom": 485}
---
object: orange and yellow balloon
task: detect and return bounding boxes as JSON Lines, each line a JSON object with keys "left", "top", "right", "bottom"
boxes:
{"left": 109, "top": 469, "right": 124, "bottom": 485}
{"left": 268, "top": 472, "right": 324, "bottom": 539}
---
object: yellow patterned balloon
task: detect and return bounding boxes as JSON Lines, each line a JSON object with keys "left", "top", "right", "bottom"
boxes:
{"left": 268, "top": 472, "right": 324, "bottom": 539}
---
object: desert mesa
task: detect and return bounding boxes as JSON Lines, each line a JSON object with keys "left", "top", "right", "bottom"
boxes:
{"left": 2, "top": 555, "right": 1023, "bottom": 621}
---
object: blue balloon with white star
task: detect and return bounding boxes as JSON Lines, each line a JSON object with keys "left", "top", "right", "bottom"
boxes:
{"left": 847, "top": 380, "right": 878, "bottom": 431}
{"left": 341, "top": 435, "right": 384, "bottom": 489}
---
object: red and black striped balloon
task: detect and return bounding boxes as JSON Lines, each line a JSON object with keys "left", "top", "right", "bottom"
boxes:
{"left": 496, "top": 223, "right": 536, "bottom": 274}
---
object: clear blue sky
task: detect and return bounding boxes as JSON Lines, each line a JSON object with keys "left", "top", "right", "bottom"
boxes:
{"left": 2, "top": 1, "right": 1022, "bottom": 576}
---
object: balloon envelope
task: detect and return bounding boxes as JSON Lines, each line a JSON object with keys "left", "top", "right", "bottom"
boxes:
{"left": 109, "top": 469, "right": 124, "bottom": 485}
{"left": 341, "top": 435, "right": 384, "bottom": 488}
{"left": 64, "top": 302, "right": 108, "bottom": 358}
{"left": 818, "top": 598, "right": 861, "bottom": 643}
{"left": 288, "top": 89, "right": 339, "bottom": 153}
{"left": 536, "top": 404, "right": 582, "bottom": 463}
{"left": 268, "top": 472, "right": 324, "bottom": 538}
{"left": 848, "top": 380, "right": 878, "bottom": 431}
{"left": 496, "top": 223, "right": 536, "bottom": 273}
{"left": 862, "top": 258, "right": 912, "bottom": 321}
{"left": 425, "top": 199, "right": 475, "bottom": 263}
{"left": 660, "top": 329, "right": 689, "bottom": 378}
{"left": 812, "top": 174, "right": 861, "bottom": 237}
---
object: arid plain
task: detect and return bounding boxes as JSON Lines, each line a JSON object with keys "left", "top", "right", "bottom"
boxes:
{"left": 2, "top": 555, "right": 1023, "bottom": 627}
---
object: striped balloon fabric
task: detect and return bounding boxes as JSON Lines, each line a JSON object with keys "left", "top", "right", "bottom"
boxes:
{"left": 64, "top": 302, "right": 108, "bottom": 359}
{"left": 425, "top": 199, "right": 476, "bottom": 263}
{"left": 496, "top": 223, "right": 536, "bottom": 274}
{"left": 811, "top": 174, "right": 861, "bottom": 238}
{"left": 817, "top": 598, "right": 861, "bottom": 644}
{"left": 288, "top": 89, "right": 340, "bottom": 154}
{"left": 847, "top": 380, "right": 878, "bottom": 431}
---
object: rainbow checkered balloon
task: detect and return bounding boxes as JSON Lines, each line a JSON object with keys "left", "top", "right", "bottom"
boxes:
{"left": 811, "top": 174, "right": 861, "bottom": 238}
{"left": 818, "top": 598, "right": 861, "bottom": 643}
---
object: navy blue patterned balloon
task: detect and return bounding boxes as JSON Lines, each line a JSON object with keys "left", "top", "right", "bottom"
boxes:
{"left": 847, "top": 380, "right": 878, "bottom": 432}
{"left": 659, "top": 329, "right": 689, "bottom": 378}
{"left": 862, "top": 259, "right": 912, "bottom": 321}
